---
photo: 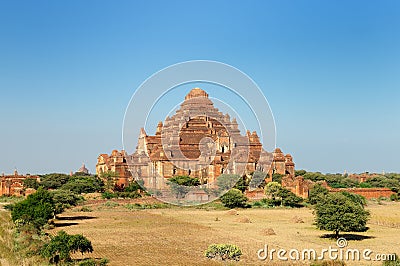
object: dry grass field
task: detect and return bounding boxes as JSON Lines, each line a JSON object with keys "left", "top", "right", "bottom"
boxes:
{"left": 45, "top": 199, "right": 400, "bottom": 266}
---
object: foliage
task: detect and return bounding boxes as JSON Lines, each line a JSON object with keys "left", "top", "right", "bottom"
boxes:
{"left": 40, "top": 230, "right": 93, "bottom": 263}
{"left": 219, "top": 189, "right": 248, "bottom": 208}
{"left": 339, "top": 191, "right": 366, "bottom": 207}
{"left": 40, "top": 173, "right": 72, "bottom": 190}
{"left": 78, "top": 258, "right": 110, "bottom": 266}
{"left": 11, "top": 187, "right": 55, "bottom": 231}
{"left": 308, "top": 184, "right": 329, "bottom": 205}
{"left": 264, "top": 182, "right": 303, "bottom": 207}
{"left": 278, "top": 188, "right": 304, "bottom": 207}
{"left": 364, "top": 176, "right": 400, "bottom": 190}
{"left": 295, "top": 169, "right": 307, "bottom": 177}
{"left": 23, "top": 178, "right": 39, "bottom": 190}
{"left": 314, "top": 193, "right": 370, "bottom": 238}
{"left": 265, "top": 182, "right": 282, "bottom": 201}
{"left": 248, "top": 171, "right": 267, "bottom": 189}
{"left": 102, "top": 191, "right": 141, "bottom": 199}
{"left": 51, "top": 190, "right": 83, "bottom": 214}
{"left": 60, "top": 175, "right": 104, "bottom": 194}
{"left": 167, "top": 176, "right": 200, "bottom": 200}
{"left": 390, "top": 194, "right": 399, "bottom": 201}
{"left": 124, "top": 180, "right": 144, "bottom": 193}
{"left": 204, "top": 243, "right": 242, "bottom": 261}
{"left": 252, "top": 198, "right": 277, "bottom": 208}
{"left": 234, "top": 176, "right": 249, "bottom": 192}
{"left": 99, "top": 171, "right": 119, "bottom": 191}
{"left": 272, "top": 173, "right": 284, "bottom": 183}
{"left": 216, "top": 174, "right": 241, "bottom": 192}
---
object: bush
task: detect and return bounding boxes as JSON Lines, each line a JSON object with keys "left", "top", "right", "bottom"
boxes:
{"left": 220, "top": 189, "right": 248, "bottom": 208}
{"left": 11, "top": 187, "right": 55, "bottom": 231}
{"left": 390, "top": 194, "right": 399, "bottom": 201}
{"left": 205, "top": 244, "right": 242, "bottom": 261}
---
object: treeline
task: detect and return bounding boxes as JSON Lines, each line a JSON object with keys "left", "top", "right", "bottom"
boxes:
{"left": 296, "top": 170, "right": 400, "bottom": 192}
{"left": 23, "top": 171, "right": 144, "bottom": 199}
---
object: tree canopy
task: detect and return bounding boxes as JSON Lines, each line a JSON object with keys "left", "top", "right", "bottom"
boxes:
{"left": 314, "top": 192, "right": 370, "bottom": 238}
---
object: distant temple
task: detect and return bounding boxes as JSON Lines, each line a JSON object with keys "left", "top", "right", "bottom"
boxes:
{"left": 0, "top": 170, "right": 39, "bottom": 196}
{"left": 77, "top": 163, "right": 90, "bottom": 174}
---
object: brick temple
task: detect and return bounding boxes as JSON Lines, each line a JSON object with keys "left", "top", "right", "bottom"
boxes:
{"left": 97, "top": 88, "right": 296, "bottom": 191}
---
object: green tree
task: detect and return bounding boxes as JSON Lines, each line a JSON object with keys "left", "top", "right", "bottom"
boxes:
{"left": 339, "top": 191, "right": 366, "bottom": 207}
{"left": 41, "top": 230, "right": 93, "bottom": 263}
{"left": 23, "top": 178, "right": 39, "bottom": 189}
{"left": 234, "top": 176, "right": 249, "bottom": 192}
{"left": 40, "top": 173, "right": 71, "bottom": 189}
{"left": 308, "top": 183, "right": 329, "bottom": 205}
{"left": 314, "top": 193, "right": 370, "bottom": 238}
{"left": 217, "top": 174, "right": 241, "bottom": 192}
{"left": 167, "top": 176, "right": 200, "bottom": 200}
{"left": 277, "top": 187, "right": 303, "bottom": 207}
{"left": 264, "top": 182, "right": 282, "bottom": 201}
{"left": 11, "top": 187, "right": 55, "bottom": 231}
{"left": 220, "top": 188, "right": 248, "bottom": 208}
{"left": 248, "top": 171, "right": 267, "bottom": 189}
{"left": 272, "top": 173, "right": 284, "bottom": 183}
{"left": 295, "top": 170, "right": 307, "bottom": 177}
{"left": 61, "top": 176, "right": 104, "bottom": 194}
{"left": 51, "top": 190, "right": 83, "bottom": 215}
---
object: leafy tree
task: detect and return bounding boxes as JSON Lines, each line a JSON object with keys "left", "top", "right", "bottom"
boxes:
{"left": 364, "top": 176, "right": 400, "bottom": 190}
{"left": 303, "top": 172, "right": 326, "bottom": 182}
{"left": 248, "top": 171, "right": 267, "bottom": 189}
{"left": 314, "top": 193, "right": 370, "bottom": 238}
{"left": 61, "top": 176, "right": 104, "bottom": 194}
{"left": 308, "top": 183, "right": 329, "bottom": 205}
{"left": 339, "top": 191, "right": 366, "bottom": 207}
{"left": 234, "top": 176, "right": 249, "bottom": 192}
{"left": 264, "top": 182, "right": 303, "bottom": 207}
{"left": 277, "top": 187, "right": 303, "bottom": 207}
{"left": 40, "top": 173, "right": 72, "bottom": 189}
{"left": 264, "top": 182, "right": 282, "bottom": 201}
{"left": 41, "top": 230, "right": 93, "bottom": 263}
{"left": 217, "top": 174, "right": 241, "bottom": 192}
{"left": 51, "top": 190, "right": 83, "bottom": 215}
{"left": 167, "top": 176, "right": 200, "bottom": 200}
{"left": 220, "top": 189, "right": 248, "bottom": 208}
{"left": 11, "top": 187, "right": 55, "bottom": 231}
{"left": 295, "top": 170, "right": 307, "bottom": 177}
{"left": 99, "top": 171, "right": 119, "bottom": 191}
{"left": 272, "top": 173, "right": 284, "bottom": 183}
{"left": 124, "top": 180, "right": 144, "bottom": 193}
{"left": 23, "top": 178, "right": 39, "bottom": 189}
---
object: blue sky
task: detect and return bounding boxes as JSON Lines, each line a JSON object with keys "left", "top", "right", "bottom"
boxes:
{"left": 0, "top": 0, "right": 399, "bottom": 174}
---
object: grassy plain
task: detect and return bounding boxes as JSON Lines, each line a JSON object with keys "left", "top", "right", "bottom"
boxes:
{"left": 44, "top": 199, "right": 400, "bottom": 266}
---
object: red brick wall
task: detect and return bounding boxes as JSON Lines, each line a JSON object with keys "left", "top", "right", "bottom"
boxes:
{"left": 329, "top": 188, "right": 395, "bottom": 199}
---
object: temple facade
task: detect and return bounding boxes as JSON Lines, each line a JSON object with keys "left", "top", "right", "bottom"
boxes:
{"left": 96, "top": 88, "right": 296, "bottom": 192}
{"left": 0, "top": 170, "right": 39, "bottom": 196}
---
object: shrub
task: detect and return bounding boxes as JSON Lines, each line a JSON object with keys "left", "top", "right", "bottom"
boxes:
{"left": 220, "top": 189, "right": 248, "bottom": 208}
{"left": 11, "top": 187, "right": 55, "bottom": 231}
{"left": 390, "top": 194, "right": 399, "bottom": 201}
{"left": 40, "top": 230, "right": 93, "bottom": 262}
{"left": 205, "top": 244, "right": 242, "bottom": 261}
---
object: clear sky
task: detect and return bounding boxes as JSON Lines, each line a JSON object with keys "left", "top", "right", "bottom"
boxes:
{"left": 0, "top": 0, "right": 399, "bottom": 175}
